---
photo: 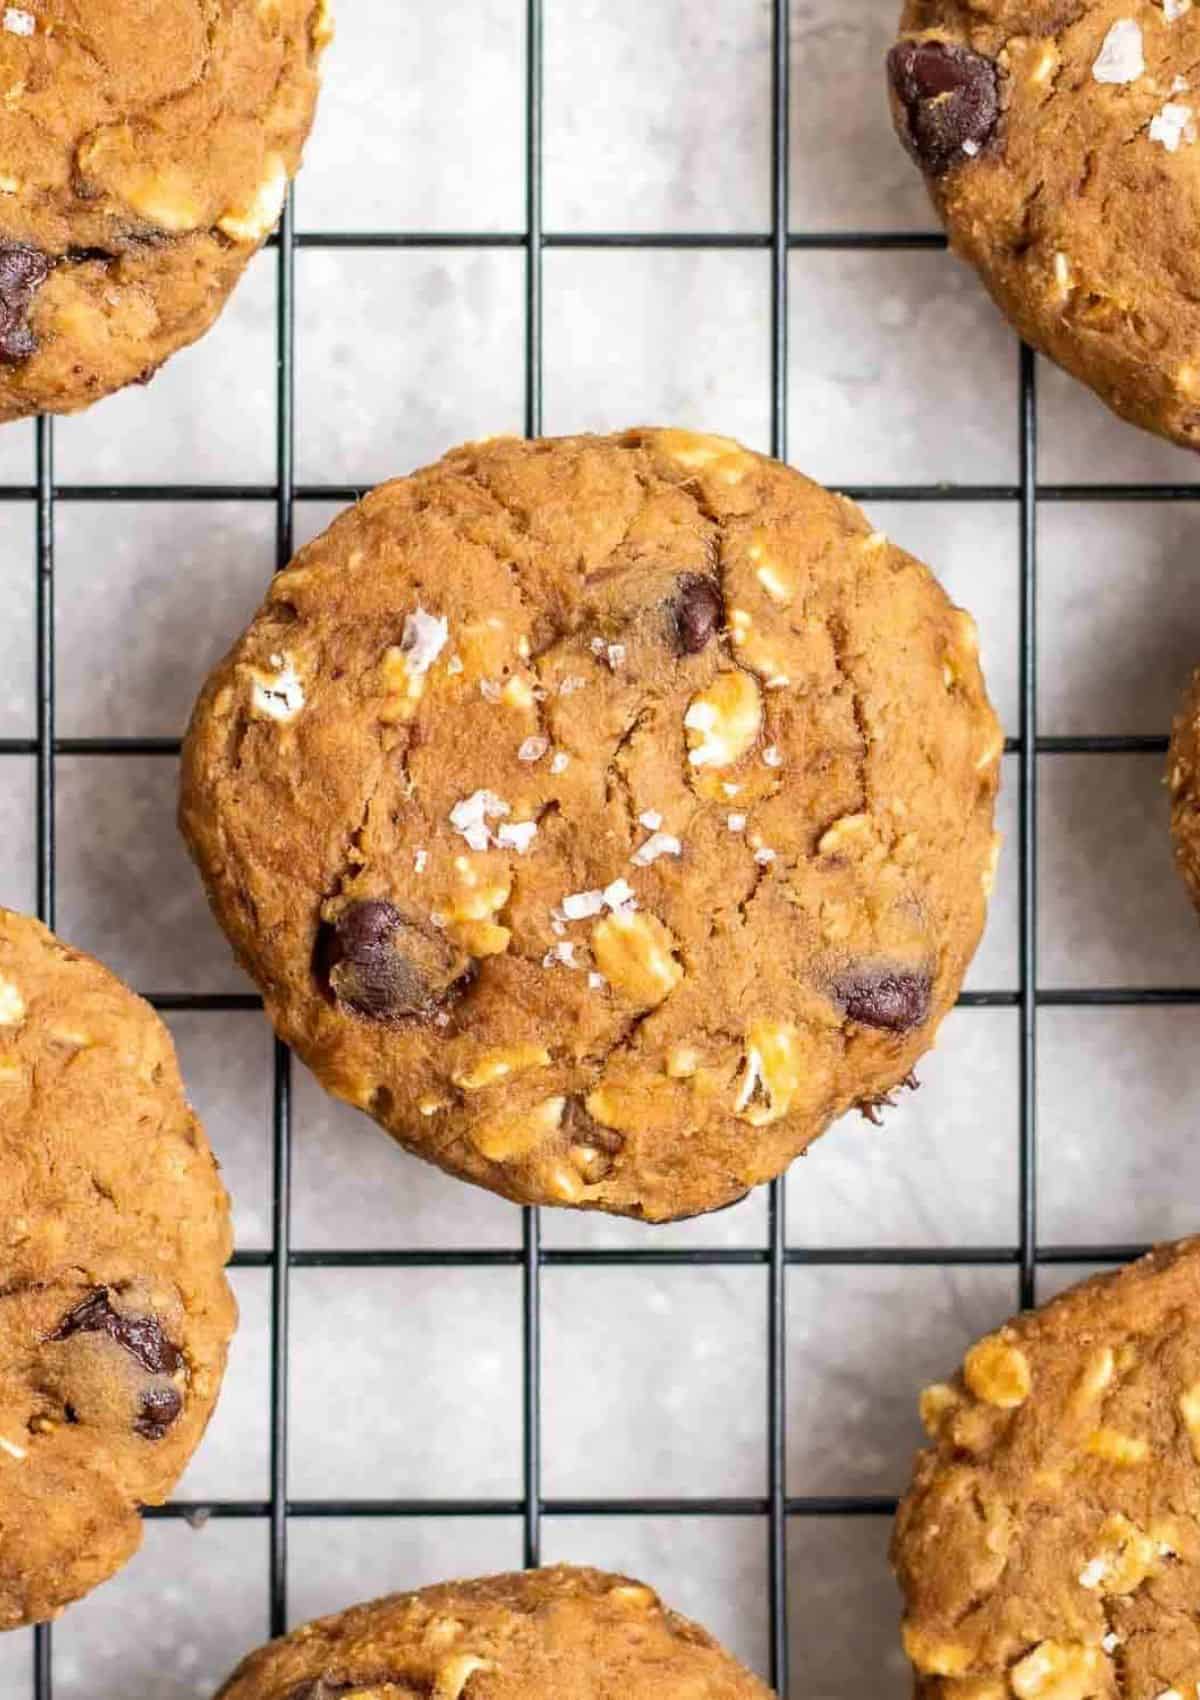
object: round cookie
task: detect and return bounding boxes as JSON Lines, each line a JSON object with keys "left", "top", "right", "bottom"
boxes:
{"left": 180, "top": 428, "right": 1002, "bottom": 1223}
{"left": 0, "top": 0, "right": 330, "bottom": 421}
{"left": 894, "top": 1238, "right": 1200, "bottom": 1700}
{"left": 888, "top": 2, "right": 1200, "bottom": 451}
{"left": 0, "top": 908, "right": 236, "bottom": 1628}
{"left": 212, "top": 1565, "right": 775, "bottom": 1700}
{"left": 1169, "top": 668, "right": 1200, "bottom": 913}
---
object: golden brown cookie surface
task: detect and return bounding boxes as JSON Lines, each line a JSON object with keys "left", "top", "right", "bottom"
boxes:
{"left": 0, "top": 908, "right": 236, "bottom": 1628}
{"left": 1169, "top": 668, "right": 1200, "bottom": 915}
{"left": 0, "top": 0, "right": 329, "bottom": 420}
{"left": 894, "top": 1239, "right": 1200, "bottom": 1700}
{"left": 888, "top": 2, "right": 1200, "bottom": 450}
{"left": 212, "top": 1565, "right": 775, "bottom": 1700}
{"left": 180, "top": 428, "right": 1001, "bottom": 1222}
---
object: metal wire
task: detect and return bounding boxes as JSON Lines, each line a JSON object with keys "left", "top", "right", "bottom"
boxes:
{"left": 13, "top": 3, "right": 1181, "bottom": 1694}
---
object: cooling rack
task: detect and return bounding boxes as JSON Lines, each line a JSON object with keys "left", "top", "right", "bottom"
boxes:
{"left": 6, "top": 1, "right": 1195, "bottom": 1694}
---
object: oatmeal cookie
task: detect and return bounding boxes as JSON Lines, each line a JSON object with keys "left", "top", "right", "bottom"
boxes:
{"left": 181, "top": 428, "right": 1002, "bottom": 1221}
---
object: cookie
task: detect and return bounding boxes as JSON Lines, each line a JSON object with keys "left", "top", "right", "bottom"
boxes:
{"left": 0, "top": 0, "right": 330, "bottom": 422}
{"left": 893, "top": 1238, "right": 1200, "bottom": 1700}
{"left": 180, "top": 428, "right": 1002, "bottom": 1223}
{"left": 212, "top": 1565, "right": 775, "bottom": 1700}
{"left": 0, "top": 908, "right": 236, "bottom": 1629}
{"left": 1169, "top": 669, "right": 1200, "bottom": 914}
{"left": 888, "top": 3, "right": 1200, "bottom": 451}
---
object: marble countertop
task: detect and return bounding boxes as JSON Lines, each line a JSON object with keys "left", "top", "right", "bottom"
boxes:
{"left": 3, "top": 2, "right": 1200, "bottom": 1696}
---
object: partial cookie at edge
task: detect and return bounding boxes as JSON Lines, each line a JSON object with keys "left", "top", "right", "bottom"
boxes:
{"left": 212, "top": 1565, "right": 776, "bottom": 1700}
{"left": 0, "top": 0, "right": 330, "bottom": 420}
{"left": 894, "top": 1238, "right": 1200, "bottom": 1700}
{"left": 888, "top": 2, "right": 1200, "bottom": 450}
{"left": 0, "top": 907, "right": 236, "bottom": 1628}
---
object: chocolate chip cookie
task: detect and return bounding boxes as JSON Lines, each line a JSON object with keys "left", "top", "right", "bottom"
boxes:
{"left": 894, "top": 1238, "right": 1200, "bottom": 1700}
{"left": 212, "top": 1565, "right": 775, "bottom": 1700}
{"left": 0, "top": 908, "right": 236, "bottom": 1629}
{"left": 180, "top": 428, "right": 1002, "bottom": 1222}
{"left": 0, "top": 0, "right": 330, "bottom": 422}
{"left": 888, "top": 3, "right": 1200, "bottom": 450}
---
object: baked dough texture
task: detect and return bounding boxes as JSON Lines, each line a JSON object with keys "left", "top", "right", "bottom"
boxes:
{"left": 888, "top": 1, "right": 1200, "bottom": 450}
{"left": 180, "top": 428, "right": 1002, "bottom": 1223}
{"left": 1169, "top": 667, "right": 1200, "bottom": 915}
{"left": 0, "top": 907, "right": 236, "bottom": 1629}
{"left": 894, "top": 1238, "right": 1200, "bottom": 1700}
{"left": 0, "top": 0, "right": 329, "bottom": 420}
{"left": 212, "top": 1565, "right": 776, "bottom": 1700}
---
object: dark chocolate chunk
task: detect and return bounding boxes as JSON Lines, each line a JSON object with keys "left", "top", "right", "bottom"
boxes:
{"left": 836, "top": 967, "right": 932, "bottom": 1033}
{"left": 673, "top": 574, "right": 724, "bottom": 655}
{"left": 0, "top": 242, "right": 50, "bottom": 364}
{"left": 134, "top": 1383, "right": 183, "bottom": 1441}
{"left": 887, "top": 39, "right": 1000, "bottom": 177}
{"left": 318, "top": 899, "right": 471, "bottom": 1021}
{"left": 51, "top": 1287, "right": 183, "bottom": 1376}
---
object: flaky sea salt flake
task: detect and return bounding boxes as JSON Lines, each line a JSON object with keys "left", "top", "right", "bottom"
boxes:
{"left": 2, "top": 10, "right": 34, "bottom": 36}
{"left": 603, "top": 877, "right": 638, "bottom": 912}
{"left": 1150, "top": 99, "right": 1196, "bottom": 150}
{"left": 1164, "top": 0, "right": 1192, "bottom": 21}
{"left": 518, "top": 736, "right": 550, "bottom": 763}
{"left": 449, "top": 789, "right": 510, "bottom": 851}
{"left": 496, "top": 820, "right": 538, "bottom": 854}
{"left": 631, "top": 831, "right": 682, "bottom": 868}
{"left": 400, "top": 607, "right": 448, "bottom": 676}
{"left": 639, "top": 810, "right": 663, "bottom": 831}
{"left": 1093, "top": 18, "right": 1144, "bottom": 84}
{"left": 561, "top": 889, "right": 606, "bottom": 921}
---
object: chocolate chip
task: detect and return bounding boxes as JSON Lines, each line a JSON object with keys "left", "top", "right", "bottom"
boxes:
{"left": 51, "top": 1287, "right": 183, "bottom": 1376}
{"left": 887, "top": 39, "right": 1000, "bottom": 177}
{"left": 318, "top": 899, "right": 471, "bottom": 1022}
{"left": 0, "top": 242, "right": 50, "bottom": 364}
{"left": 673, "top": 574, "right": 724, "bottom": 655}
{"left": 134, "top": 1383, "right": 182, "bottom": 1441}
{"left": 835, "top": 968, "right": 932, "bottom": 1034}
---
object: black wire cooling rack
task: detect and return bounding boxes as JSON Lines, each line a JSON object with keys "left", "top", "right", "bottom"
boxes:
{"left": 7, "top": 2, "right": 1198, "bottom": 1695}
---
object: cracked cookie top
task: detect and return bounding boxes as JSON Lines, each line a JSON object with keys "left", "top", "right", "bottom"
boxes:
{"left": 213, "top": 1564, "right": 776, "bottom": 1700}
{"left": 888, "top": 1, "right": 1200, "bottom": 450}
{"left": 894, "top": 1238, "right": 1200, "bottom": 1700}
{"left": 0, "top": 0, "right": 329, "bottom": 420}
{"left": 180, "top": 428, "right": 1001, "bottom": 1222}
{"left": 0, "top": 907, "right": 236, "bottom": 1628}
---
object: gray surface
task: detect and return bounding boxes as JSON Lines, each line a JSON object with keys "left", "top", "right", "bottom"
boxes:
{"left": 2, "top": 0, "right": 1199, "bottom": 1697}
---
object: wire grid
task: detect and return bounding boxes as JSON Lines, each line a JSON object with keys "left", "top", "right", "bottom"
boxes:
{"left": 10, "top": 1, "right": 1194, "bottom": 1695}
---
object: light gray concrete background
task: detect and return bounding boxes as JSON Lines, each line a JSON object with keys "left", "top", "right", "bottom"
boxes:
{"left": 3, "top": 0, "right": 1200, "bottom": 1696}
